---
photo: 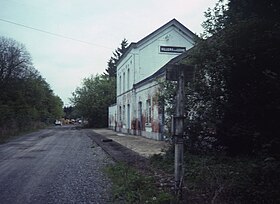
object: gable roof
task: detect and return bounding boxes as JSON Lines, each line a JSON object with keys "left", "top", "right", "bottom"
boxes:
{"left": 117, "top": 19, "right": 196, "bottom": 66}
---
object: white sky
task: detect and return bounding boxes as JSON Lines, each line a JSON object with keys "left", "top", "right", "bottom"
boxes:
{"left": 0, "top": 0, "right": 217, "bottom": 106}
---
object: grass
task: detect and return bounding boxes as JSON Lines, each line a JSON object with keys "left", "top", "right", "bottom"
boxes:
{"left": 0, "top": 122, "right": 47, "bottom": 143}
{"left": 105, "top": 162, "right": 174, "bottom": 204}
{"left": 150, "top": 150, "right": 280, "bottom": 203}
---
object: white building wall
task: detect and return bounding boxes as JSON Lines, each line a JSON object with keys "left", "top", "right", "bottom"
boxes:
{"left": 137, "top": 27, "right": 193, "bottom": 83}
{"left": 117, "top": 27, "right": 194, "bottom": 96}
{"left": 134, "top": 80, "right": 163, "bottom": 140}
{"left": 113, "top": 19, "right": 195, "bottom": 140}
{"left": 116, "top": 78, "right": 163, "bottom": 140}
{"left": 108, "top": 104, "right": 117, "bottom": 130}
{"left": 117, "top": 54, "right": 134, "bottom": 95}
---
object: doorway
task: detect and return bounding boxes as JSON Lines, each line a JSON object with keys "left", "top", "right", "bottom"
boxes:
{"left": 138, "top": 101, "right": 142, "bottom": 136}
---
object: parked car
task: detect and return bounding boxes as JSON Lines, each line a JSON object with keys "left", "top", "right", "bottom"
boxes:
{"left": 55, "top": 120, "right": 62, "bottom": 126}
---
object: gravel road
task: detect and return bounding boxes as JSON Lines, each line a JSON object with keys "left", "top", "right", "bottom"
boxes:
{"left": 0, "top": 126, "right": 114, "bottom": 204}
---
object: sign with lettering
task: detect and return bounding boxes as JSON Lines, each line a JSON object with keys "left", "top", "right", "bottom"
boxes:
{"left": 160, "top": 46, "right": 186, "bottom": 53}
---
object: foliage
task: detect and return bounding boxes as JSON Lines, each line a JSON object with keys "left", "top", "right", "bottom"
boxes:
{"left": 149, "top": 148, "right": 175, "bottom": 174}
{"left": 172, "top": 0, "right": 280, "bottom": 156}
{"left": 156, "top": 1, "right": 280, "bottom": 202}
{"left": 150, "top": 151, "right": 280, "bottom": 203}
{"left": 105, "top": 162, "right": 173, "bottom": 204}
{"left": 201, "top": 0, "right": 228, "bottom": 38}
{"left": 104, "top": 38, "right": 128, "bottom": 77}
{"left": 71, "top": 74, "right": 116, "bottom": 127}
{"left": 63, "top": 106, "right": 80, "bottom": 120}
{"left": 186, "top": 154, "right": 280, "bottom": 203}
{"left": 0, "top": 36, "right": 63, "bottom": 142}
{"left": 157, "top": 79, "right": 177, "bottom": 138}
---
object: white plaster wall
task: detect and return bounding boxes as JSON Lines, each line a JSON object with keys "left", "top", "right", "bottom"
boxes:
{"left": 114, "top": 20, "right": 196, "bottom": 140}
{"left": 108, "top": 104, "right": 117, "bottom": 130}
{"left": 137, "top": 27, "right": 194, "bottom": 83}
{"left": 134, "top": 80, "right": 163, "bottom": 140}
{"left": 116, "top": 91, "right": 133, "bottom": 132}
{"left": 117, "top": 54, "right": 134, "bottom": 95}
{"left": 117, "top": 27, "right": 194, "bottom": 97}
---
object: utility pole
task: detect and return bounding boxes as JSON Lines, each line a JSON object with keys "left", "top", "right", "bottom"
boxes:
{"left": 174, "top": 66, "right": 185, "bottom": 197}
{"left": 166, "top": 63, "right": 195, "bottom": 199}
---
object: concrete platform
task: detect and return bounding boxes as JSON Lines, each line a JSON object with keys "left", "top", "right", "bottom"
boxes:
{"left": 92, "top": 129, "right": 169, "bottom": 158}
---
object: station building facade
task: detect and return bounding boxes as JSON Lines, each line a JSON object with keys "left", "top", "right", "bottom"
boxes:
{"left": 108, "top": 19, "right": 195, "bottom": 140}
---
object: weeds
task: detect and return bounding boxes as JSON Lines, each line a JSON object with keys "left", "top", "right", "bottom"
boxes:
{"left": 150, "top": 151, "right": 280, "bottom": 203}
{"left": 105, "top": 162, "right": 173, "bottom": 204}
{"left": 0, "top": 121, "right": 47, "bottom": 143}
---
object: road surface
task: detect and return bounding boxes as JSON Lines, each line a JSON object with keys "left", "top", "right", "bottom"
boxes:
{"left": 0, "top": 126, "right": 113, "bottom": 204}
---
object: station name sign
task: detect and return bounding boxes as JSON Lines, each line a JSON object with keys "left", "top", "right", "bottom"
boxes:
{"left": 160, "top": 46, "right": 186, "bottom": 53}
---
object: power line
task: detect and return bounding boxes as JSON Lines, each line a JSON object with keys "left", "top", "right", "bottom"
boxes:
{"left": 0, "top": 18, "right": 112, "bottom": 49}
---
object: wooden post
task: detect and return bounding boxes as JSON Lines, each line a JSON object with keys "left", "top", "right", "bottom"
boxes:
{"left": 174, "top": 66, "right": 185, "bottom": 197}
{"left": 166, "top": 63, "right": 194, "bottom": 199}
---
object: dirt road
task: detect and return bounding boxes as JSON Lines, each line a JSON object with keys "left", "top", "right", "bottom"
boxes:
{"left": 0, "top": 126, "right": 113, "bottom": 204}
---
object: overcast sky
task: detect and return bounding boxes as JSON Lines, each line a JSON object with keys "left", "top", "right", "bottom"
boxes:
{"left": 0, "top": 0, "right": 217, "bottom": 106}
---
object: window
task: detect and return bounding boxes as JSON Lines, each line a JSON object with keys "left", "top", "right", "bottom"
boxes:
{"left": 119, "top": 75, "right": 122, "bottom": 94}
{"left": 127, "top": 69, "right": 130, "bottom": 90}
{"left": 138, "top": 101, "right": 142, "bottom": 119}
{"left": 123, "top": 105, "right": 126, "bottom": 125}
{"left": 119, "top": 106, "right": 122, "bottom": 121}
{"left": 138, "top": 101, "right": 142, "bottom": 130}
{"left": 146, "top": 99, "right": 151, "bottom": 124}
{"left": 127, "top": 104, "right": 130, "bottom": 129}
{"left": 123, "top": 72, "right": 125, "bottom": 92}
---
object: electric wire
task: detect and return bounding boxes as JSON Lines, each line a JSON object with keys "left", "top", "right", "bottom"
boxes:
{"left": 0, "top": 18, "right": 112, "bottom": 49}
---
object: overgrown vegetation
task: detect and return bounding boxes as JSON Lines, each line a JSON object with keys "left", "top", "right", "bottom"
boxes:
{"left": 156, "top": 0, "right": 280, "bottom": 202}
{"left": 105, "top": 162, "right": 173, "bottom": 204}
{"left": 150, "top": 151, "right": 280, "bottom": 203}
{"left": 0, "top": 36, "right": 63, "bottom": 142}
{"left": 178, "top": 0, "right": 280, "bottom": 157}
{"left": 159, "top": 0, "right": 280, "bottom": 157}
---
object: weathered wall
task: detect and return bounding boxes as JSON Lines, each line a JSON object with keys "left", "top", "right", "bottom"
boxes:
{"left": 112, "top": 20, "right": 195, "bottom": 140}
{"left": 137, "top": 27, "right": 193, "bottom": 83}
{"left": 108, "top": 104, "right": 117, "bottom": 130}
{"left": 116, "top": 78, "right": 164, "bottom": 140}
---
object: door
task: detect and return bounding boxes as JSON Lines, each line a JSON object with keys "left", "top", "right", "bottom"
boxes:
{"left": 138, "top": 102, "right": 142, "bottom": 136}
{"left": 127, "top": 104, "right": 130, "bottom": 131}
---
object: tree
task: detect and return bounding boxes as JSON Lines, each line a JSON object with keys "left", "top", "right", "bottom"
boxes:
{"left": 71, "top": 74, "right": 116, "bottom": 127}
{"left": 158, "top": 1, "right": 280, "bottom": 202}
{"left": 201, "top": 0, "right": 228, "bottom": 38}
{"left": 71, "top": 39, "right": 127, "bottom": 127}
{"left": 182, "top": 0, "right": 280, "bottom": 156}
{"left": 0, "top": 37, "right": 33, "bottom": 84}
{"left": 63, "top": 106, "right": 79, "bottom": 120}
{"left": 0, "top": 36, "right": 64, "bottom": 140}
{"left": 104, "top": 39, "right": 128, "bottom": 77}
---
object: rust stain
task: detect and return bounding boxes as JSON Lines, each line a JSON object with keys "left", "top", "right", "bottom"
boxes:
{"left": 151, "top": 121, "right": 160, "bottom": 133}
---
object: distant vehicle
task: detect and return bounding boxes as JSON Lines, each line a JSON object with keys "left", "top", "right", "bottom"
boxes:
{"left": 55, "top": 120, "right": 62, "bottom": 126}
